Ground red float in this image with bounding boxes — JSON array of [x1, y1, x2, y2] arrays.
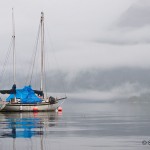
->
[[58, 106, 63, 112]]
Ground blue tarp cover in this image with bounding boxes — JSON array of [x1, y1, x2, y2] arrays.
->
[[6, 86, 42, 104]]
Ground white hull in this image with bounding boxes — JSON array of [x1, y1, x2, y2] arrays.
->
[[0, 102, 60, 112]]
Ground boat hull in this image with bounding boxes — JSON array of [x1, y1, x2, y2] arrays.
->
[[0, 102, 59, 112]]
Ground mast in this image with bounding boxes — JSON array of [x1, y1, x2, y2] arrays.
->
[[40, 12, 44, 92], [12, 8, 16, 85]]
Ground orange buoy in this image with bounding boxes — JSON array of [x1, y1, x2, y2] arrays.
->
[[33, 107, 38, 111], [58, 106, 63, 112]]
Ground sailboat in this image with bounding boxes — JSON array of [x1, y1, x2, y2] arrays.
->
[[0, 12, 67, 112]]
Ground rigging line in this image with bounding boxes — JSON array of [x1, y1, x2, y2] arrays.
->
[[59, 98, 66, 107], [29, 24, 41, 85], [45, 24, 67, 97], [43, 33, 52, 96], [43, 36, 51, 97], [34, 50, 40, 89], [0, 38, 13, 83], [25, 23, 40, 85]]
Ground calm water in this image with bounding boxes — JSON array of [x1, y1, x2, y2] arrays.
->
[[0, 99, 150, 150]]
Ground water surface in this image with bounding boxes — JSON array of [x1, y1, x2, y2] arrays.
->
[[0, 99, 150, 150]]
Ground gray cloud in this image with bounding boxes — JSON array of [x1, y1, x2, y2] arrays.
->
[[96, 0, 150, 45], [96, 26, 150, 45], [117, 0, 150, 28], [2, 67, 150, 91], [66, 67, 150, 100], [46, 67, 150, 100], [1, 64, 150, 100], [66, 67, 150, 91]]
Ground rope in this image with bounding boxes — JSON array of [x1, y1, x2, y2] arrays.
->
[[0, 38, 13, 84], [25, 23, 40, 85], [45, 24, 68, 98]]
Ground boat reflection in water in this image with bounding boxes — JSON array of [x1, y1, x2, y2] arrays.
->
[[0, 111, 61, 139]]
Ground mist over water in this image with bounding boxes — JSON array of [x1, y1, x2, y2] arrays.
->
[[0, 98, 150, 150]]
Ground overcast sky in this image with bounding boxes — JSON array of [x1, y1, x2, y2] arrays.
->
[[0, 0, 150, 100]]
